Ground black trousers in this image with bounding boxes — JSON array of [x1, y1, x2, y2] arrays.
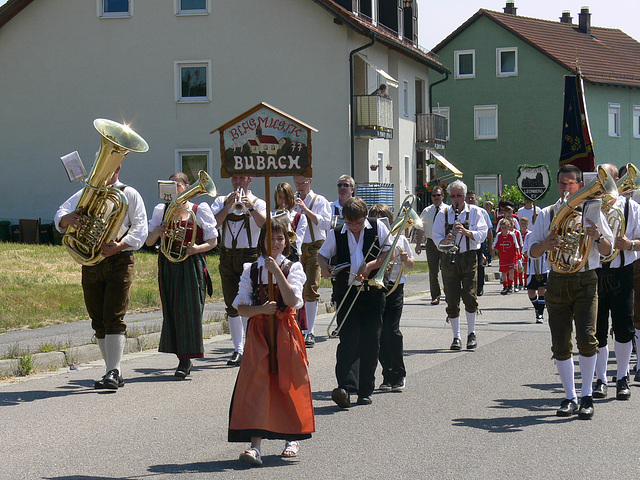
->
[[596, 263, 635, 346], [335, 287, 385, 397], [379, 283, 406, 384]]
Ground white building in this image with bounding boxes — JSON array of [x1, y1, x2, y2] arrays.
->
[[0, 0, 448, 228]]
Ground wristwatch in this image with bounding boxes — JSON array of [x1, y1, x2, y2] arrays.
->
[[248, 207, 255, 212], [629, 240, 635, 251], [595, 233, 603, 244]]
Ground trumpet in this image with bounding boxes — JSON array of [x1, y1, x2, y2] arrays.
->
[[230, 187, 246, 215]]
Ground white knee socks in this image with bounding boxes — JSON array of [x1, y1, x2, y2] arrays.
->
[[556, 358, 576, 401], [304, 300, 318, 336], [615, 340, 633, 380], [450, 316, 461, 339], [595, 345, 609, 382], [104, 334, 125, 374], [228, 315, 245, 354], [465, 311, 476, 335], [579, 354, 596, 397]]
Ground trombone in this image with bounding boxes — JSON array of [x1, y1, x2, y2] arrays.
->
[[326, 195, 423, 337]]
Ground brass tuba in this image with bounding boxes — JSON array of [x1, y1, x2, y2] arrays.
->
[[548, 166, 617, 273], [63, 119, 149, 266], [161, 170, 217, 263]]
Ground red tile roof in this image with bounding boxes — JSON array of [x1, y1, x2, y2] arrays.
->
[[434, 9, 640, 88]]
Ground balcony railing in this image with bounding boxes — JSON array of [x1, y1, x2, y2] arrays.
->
[[416, 113, 447, 150], [354, 95, 393, 139]]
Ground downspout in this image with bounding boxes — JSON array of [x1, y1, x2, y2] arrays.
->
[[349, 34, 376, 178], [429, 71, 449, 114]]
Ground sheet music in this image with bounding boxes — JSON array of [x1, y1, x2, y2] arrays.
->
[[60, 151, 87, 182], [158, 180, 178, 202]]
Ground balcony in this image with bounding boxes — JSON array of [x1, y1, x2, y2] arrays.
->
[[416, 113, 447, 150], [354, 95, 393, 139]]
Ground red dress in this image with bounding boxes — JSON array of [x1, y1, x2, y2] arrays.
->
[[228, 262, 315, 442], [494, 231, 519, 272]]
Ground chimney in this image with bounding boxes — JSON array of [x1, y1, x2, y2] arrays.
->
[[503, 2, 517, 15], [578, 6, 591, 35], [560, 11, 573, 24]]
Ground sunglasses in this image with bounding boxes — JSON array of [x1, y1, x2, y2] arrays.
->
[[337, 183, 352, 188], [431, 193, 443, 197]]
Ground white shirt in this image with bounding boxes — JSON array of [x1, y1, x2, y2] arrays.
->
[[383, 234, 413, 284], [432, 203, 488, 253], [318, 218, 391, 286], [418, 202, 449, 240], [54, 181, 148, 251], [602, 196, 640, 268], [148, 201, 218, 242], [330, 199, 345, 217], [232, 254, 306, 310], [522, 230, 549, 279], [211, 191, 266, 249], [517, 206, 542, 226], [295, 189, 331, 243], [527, 198, 614, 272]]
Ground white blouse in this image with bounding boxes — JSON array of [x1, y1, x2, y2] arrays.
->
[[148, 202, 218, 241], [232, 254, 306, 310]]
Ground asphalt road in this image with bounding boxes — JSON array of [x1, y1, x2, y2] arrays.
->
[[2, 277, 640, 479]]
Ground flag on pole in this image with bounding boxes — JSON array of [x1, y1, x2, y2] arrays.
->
[[559, 74, 595, 172]]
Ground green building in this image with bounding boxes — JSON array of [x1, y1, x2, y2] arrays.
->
[[429, 3, 640, 206]]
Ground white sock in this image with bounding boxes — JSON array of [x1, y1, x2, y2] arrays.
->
[[97, 338, 107, 372], [595, 345, 609, 381], [228, 316, 245, 354], [465, 311, 476, 335], [104, 334, 125, 374], [304, 300, 317, 336], [579, 354, 597, 398], [449, 316, 460, 339], [556, 358, 576, 401], [615, 340, 633, 380]]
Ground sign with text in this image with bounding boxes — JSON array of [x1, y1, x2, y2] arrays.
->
[[517, 164, 550, 201], [211, 102, 317, 178]]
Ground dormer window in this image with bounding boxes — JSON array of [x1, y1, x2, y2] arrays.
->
[[99, 0, 131, 18]]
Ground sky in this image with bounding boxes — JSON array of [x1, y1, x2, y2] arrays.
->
[[417, 0, 640, 50], [1, 0, 638, 50]]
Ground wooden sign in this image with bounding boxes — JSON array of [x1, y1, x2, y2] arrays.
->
[[517, 164, 550, 201], [211, 102, 317, 178]]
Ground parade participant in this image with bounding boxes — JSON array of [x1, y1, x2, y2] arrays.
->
[[493, 218, 520, 295], [146, 173, 218, 378], [212, 176, 266, 366], [318, 198, 390, 408], [517, 198, 542, 226], [433, 180, 488, 351], [228, 219, 314, 466], [274, 182, 307, 262], [369, 204, 414, 392], [293, 175, 332, 348], [415, 186, 448, 305], [484, 200, 496, 265], [496, 202, 520, 231], [592, 164, 640, 400], [522, 219, 549, 323], [515, 216, 530, 292], [528, 164, 613, 420], [466, 190, 493, 296], [330, 174, 355, 218], [54, 165, 148, 390]]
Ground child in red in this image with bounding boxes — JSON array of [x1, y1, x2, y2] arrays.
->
[[493, 217, 520, 294]]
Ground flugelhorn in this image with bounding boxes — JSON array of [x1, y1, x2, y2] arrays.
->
[[161, 170, 217, 263], [548, 166, 617, 273], [63, 119, 149, 266]]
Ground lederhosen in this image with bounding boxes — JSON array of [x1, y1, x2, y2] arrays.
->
[[595, 198, 635, 346], [332, 218, 385, 397], [300, 194, 324, 302], [219, 210, 258, 317]]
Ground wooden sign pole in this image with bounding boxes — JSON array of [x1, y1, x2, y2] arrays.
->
[[265, 176, 277, 374]]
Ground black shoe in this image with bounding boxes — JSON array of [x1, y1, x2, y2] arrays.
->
[[616, 376, 631, 400], [507, 286, 513, 293], [593, 378, 608, 398], [556, 398, 578, 417], [466, 332, 477, 350], [379, 382, 392, 391], [331, 388, 350, 409], [391, 378, 406, 392], [514, 285, 520, 292], [175, 359, 193, 378], [535, 313, 544, 324], [431, 297, 440, 305], [501, 287, 509, 295], [477, 289, 484, 297], [578, 395, 594, 420], [304, 333, 315, 348], [450, 337, 462, 350], [95, 369, 124, 390], [357, 395, 373, 405], [227, 352, 242, 366]]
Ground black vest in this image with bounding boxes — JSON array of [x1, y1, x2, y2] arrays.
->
[[333, 218, 381, 294]]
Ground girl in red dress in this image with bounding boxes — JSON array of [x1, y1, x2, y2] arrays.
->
[[228, 219, 314, 466], [493, 217, 521, 294]]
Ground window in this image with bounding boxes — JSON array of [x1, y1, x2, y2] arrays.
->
[[378, 152, 384, 183], [454, 50, 475, 79], [174, 61, 211, 103], [634, 106, 640, 138], [403, 80, 409, 116], [475, 175, 499, 198], [404, 155, 411, 193], [431, 106, 450, 141], [99, 0, 131, 18], [176, 149, 212, 184], [496, 47, 517, 77], [608, 103, 621, 137], [474, 105, 498, 140], [175, 0, 209, 15]]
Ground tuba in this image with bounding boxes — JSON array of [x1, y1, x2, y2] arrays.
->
[[548, 166, 617, 273], [161, 170, 217, 263], [63, 119, 149, 266]]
